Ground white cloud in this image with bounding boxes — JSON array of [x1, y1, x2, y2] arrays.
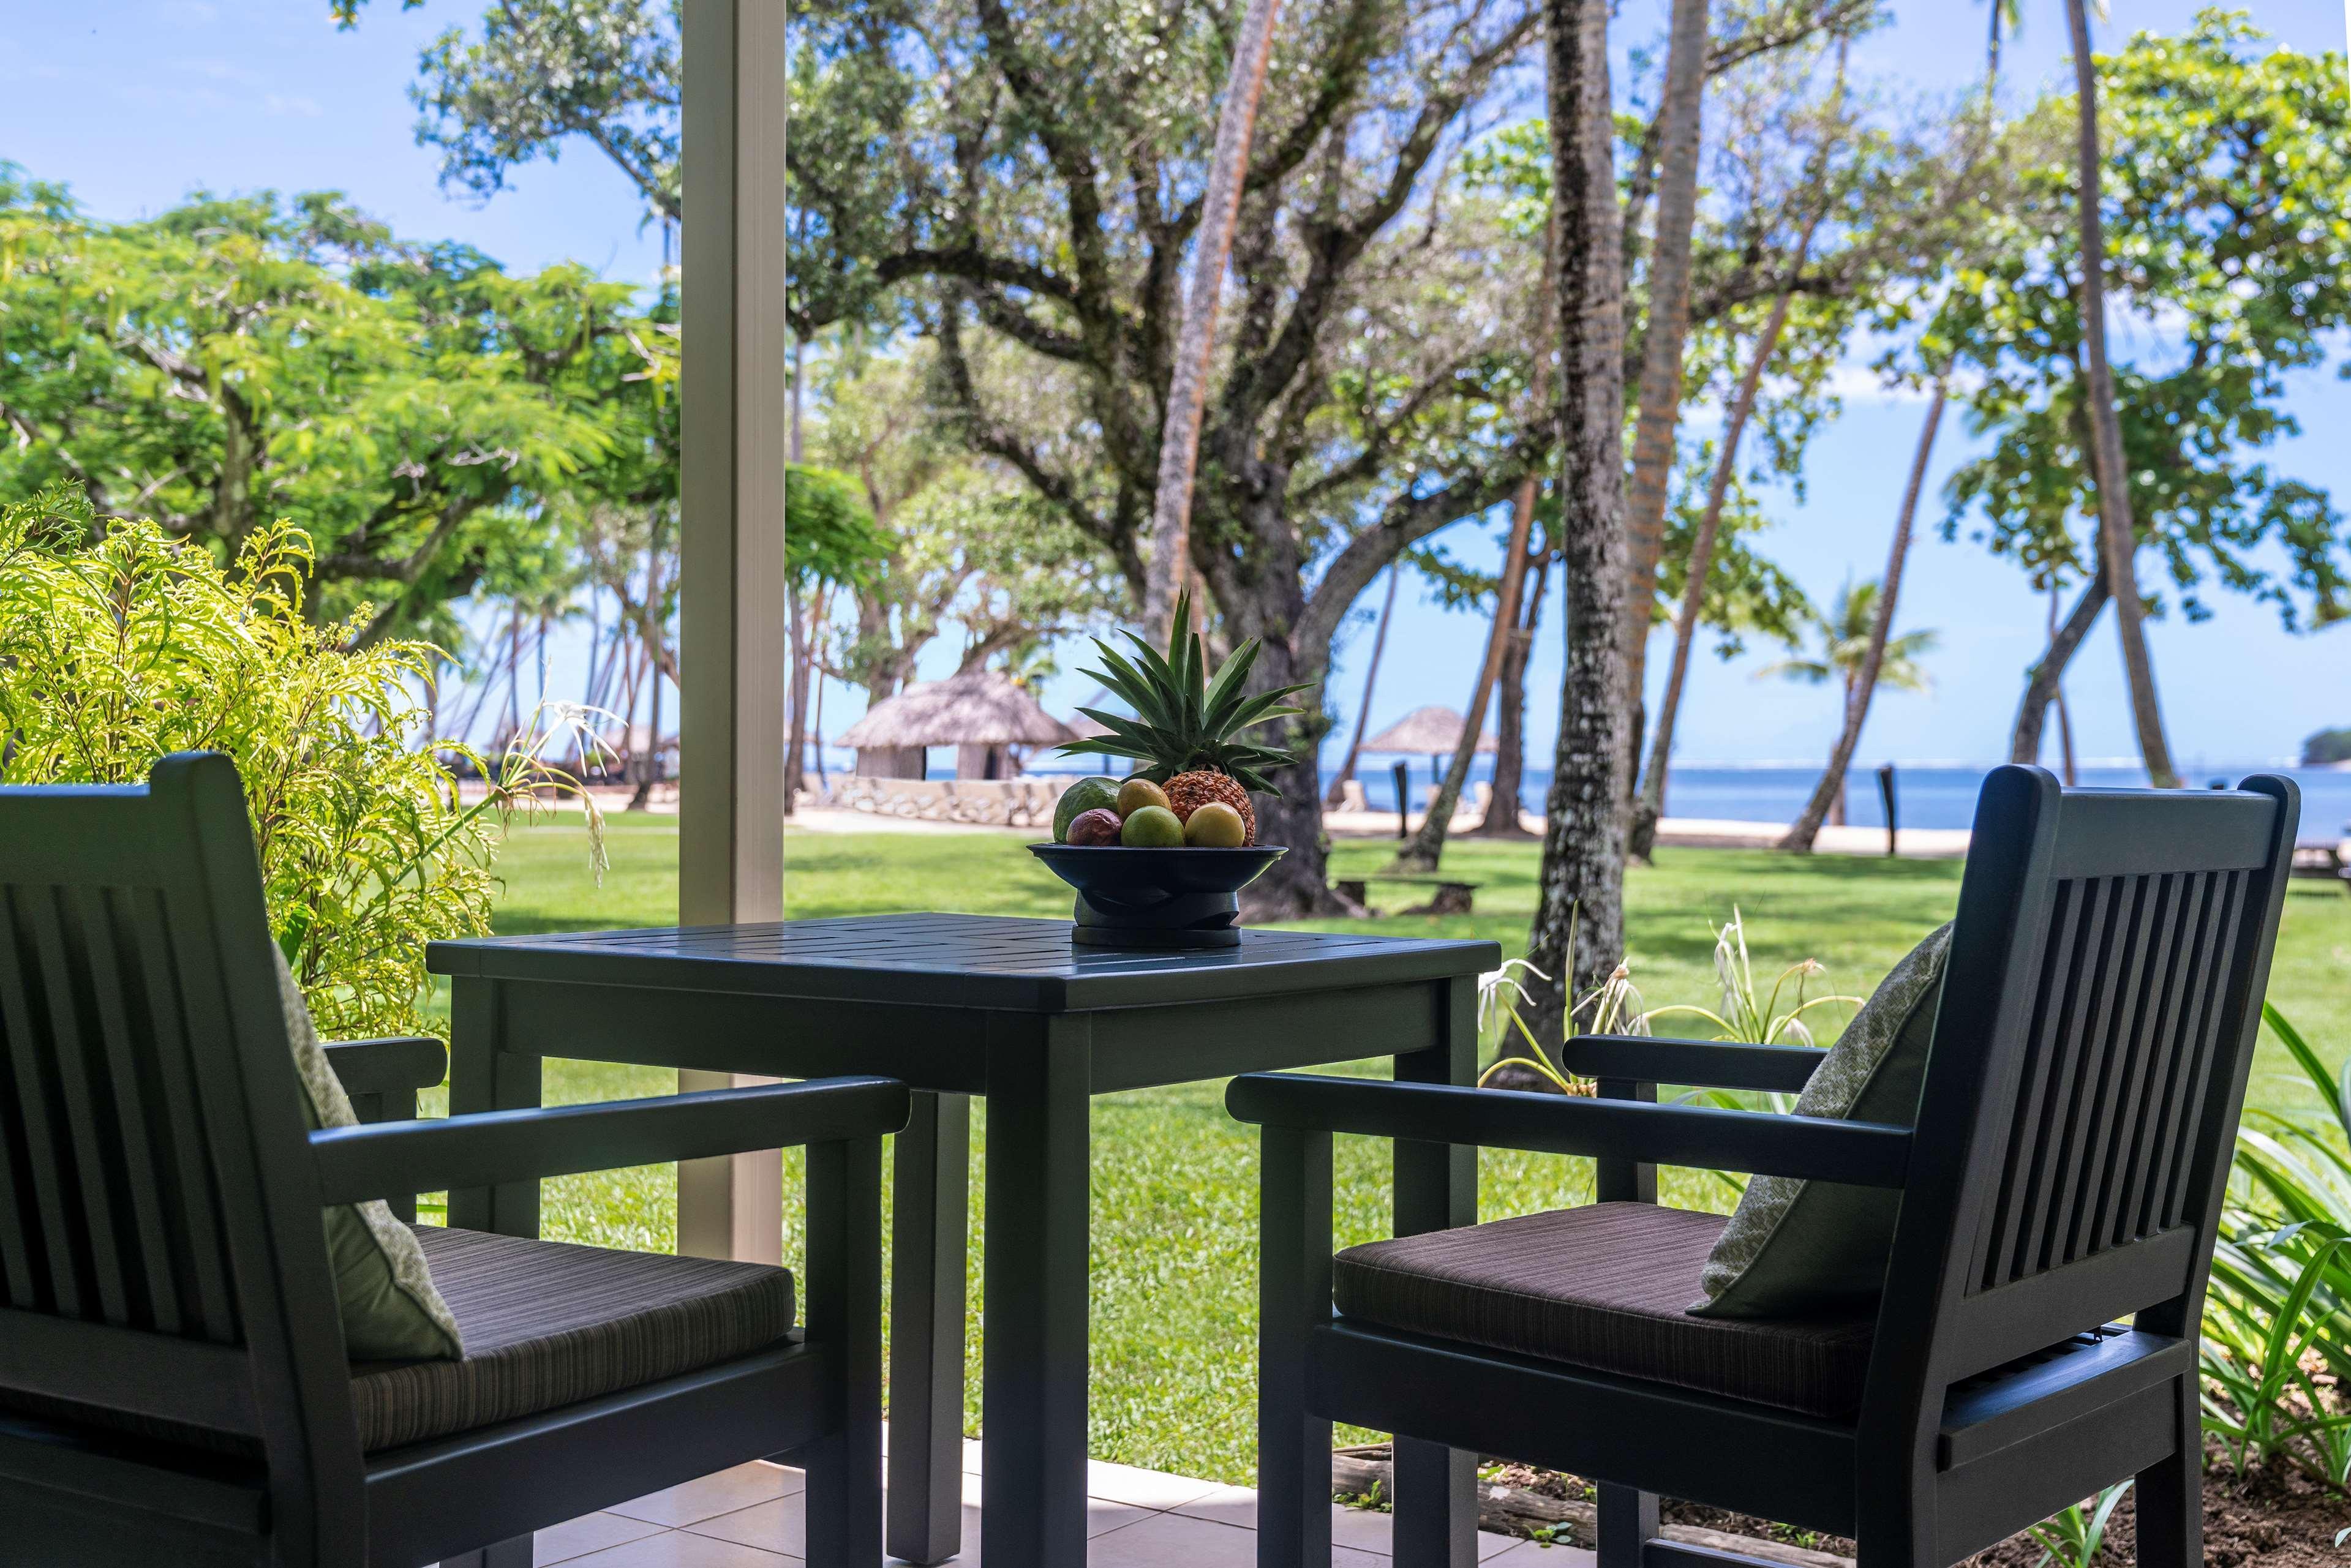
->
[[265, 93, 323, 118]]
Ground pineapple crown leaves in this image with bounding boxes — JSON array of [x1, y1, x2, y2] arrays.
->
[[1056, 588, 1311, 796]]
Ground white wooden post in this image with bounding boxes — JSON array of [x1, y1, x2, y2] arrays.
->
[[677, 0, 789, 1263]]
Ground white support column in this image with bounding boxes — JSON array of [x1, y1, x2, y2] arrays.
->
[[677, 0, 789, 1264]]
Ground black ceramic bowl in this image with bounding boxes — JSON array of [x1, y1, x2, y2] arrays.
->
[[1027, 843, 1287, 948]]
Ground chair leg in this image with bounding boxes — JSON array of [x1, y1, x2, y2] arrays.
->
[[438, 1537, 531, 1568], [2134, 1376, 2202, 1568], [1258, 1126, 1334, 1568], [1391, 1436, 1475, 1568], [1595, 1483, 1658, 1568], [803, 1135, 886, 1565]]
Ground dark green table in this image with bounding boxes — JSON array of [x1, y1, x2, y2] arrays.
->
[[428, 912, 1498, 1568]]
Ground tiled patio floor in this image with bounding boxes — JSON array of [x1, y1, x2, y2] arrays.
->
[[531, 1444, 1595, 1566]]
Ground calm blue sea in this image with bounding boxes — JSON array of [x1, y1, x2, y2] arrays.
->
[[1009, 756, 2351, 836]]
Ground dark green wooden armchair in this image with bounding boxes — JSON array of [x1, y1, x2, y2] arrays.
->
[[1232, 766, 2298, 1568], [0, 753, 906, 1566]]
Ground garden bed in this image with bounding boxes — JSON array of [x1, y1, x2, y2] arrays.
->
[[1333, 1442, 2347, 1566]]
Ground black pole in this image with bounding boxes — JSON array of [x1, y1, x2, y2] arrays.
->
[[1876, 762, 1898, 857], [1392, 760, 1412, 839]]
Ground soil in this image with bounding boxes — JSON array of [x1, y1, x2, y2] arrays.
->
[[1344, 1442, 2349, 1565]]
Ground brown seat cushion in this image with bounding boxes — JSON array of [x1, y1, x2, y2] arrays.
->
[[351, 1226, 797, 1452], [1332, 1203, 1875, 1419]]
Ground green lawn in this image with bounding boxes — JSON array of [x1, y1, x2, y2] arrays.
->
[[424, 814, 2351, 1484]]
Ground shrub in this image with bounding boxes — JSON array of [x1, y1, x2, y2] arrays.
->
[[0, 483, 597, 1038], [2203, 1005, 2351, 1490]]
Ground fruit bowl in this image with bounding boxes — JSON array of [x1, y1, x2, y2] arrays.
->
[[1028, 844, 1287, 948]]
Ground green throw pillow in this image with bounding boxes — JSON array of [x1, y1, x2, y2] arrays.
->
[[1687, 923, 1952, 1321], [274, 953, 464, 1362]]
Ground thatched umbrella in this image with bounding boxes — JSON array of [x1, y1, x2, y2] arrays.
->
[[1363, 705, 1496, 800], [1364, 705, 1495, 758], [836, 668, 1079, 780]]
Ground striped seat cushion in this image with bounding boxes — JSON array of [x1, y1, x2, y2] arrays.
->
[[351, 1226, 796, 1452], [1332, 1203, 1875, 1418]]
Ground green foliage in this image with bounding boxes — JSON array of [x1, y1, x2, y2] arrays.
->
[[784, 463, 889, 591], [0, 483, 591, 1038], [1938, 11, 2351, 628], [2024, 1481, 2132, 1568], [0, 166, 660, 644], [1756, 579, 1938, 696], [2203, 1005, 2351, 1490], [2304, 728, 2351, 767]]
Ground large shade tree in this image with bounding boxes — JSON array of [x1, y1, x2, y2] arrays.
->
[[1938, 12, 2351, 758], [0, 169, 639, 643]]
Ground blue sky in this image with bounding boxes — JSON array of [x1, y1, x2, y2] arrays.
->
[[4, 0, 2347, 772]]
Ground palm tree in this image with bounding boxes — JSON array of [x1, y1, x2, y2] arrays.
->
[[2064, 0, 2180, 787], [1142, 0, 1286, 638], [1761, 580, 1938, 828]]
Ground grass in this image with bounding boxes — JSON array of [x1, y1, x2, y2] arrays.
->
[[420, 812, 2351, 1485]]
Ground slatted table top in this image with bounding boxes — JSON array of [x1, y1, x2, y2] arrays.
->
[[428, 911, 1498, 1012]]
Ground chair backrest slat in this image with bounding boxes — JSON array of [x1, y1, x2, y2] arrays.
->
[[2157, 869, 2249, 1232]]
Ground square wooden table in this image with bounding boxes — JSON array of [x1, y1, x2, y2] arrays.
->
[[429, 912, 1498, 1567]]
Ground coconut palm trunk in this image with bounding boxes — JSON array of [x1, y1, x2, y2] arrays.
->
[[1141, 0, 1285, 638], [1617, 0, 1713, 761], [2009, 553, 2109, 763], [1780, 377, 1947, 852], [1526, 0, 1631, 1032], [1323, 565, 1401, 808], [1630, 285, 1797, 860], [1398, 202, 1562, 869], [2064, 0, 2179, 789], [1477, 549, 1549, 836], [1394, 481, 1536, 871]]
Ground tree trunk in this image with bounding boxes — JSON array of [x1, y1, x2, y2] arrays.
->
[[1323, 565, 1401, 808], [1142, 0, 1286, 639], [2049, 588, 2078, 785], [1395, 465, 1540, 871], [1526, 0, 1631, 1035], [784, 591, 814, 818], [1629, 287, 1797, 860], [1236, 632, 1357, 920], [1476, 551, 1548, 837], [2011, 554, 2110, 765], [1780, 376, 1946, 853], [2066, 0, 2178, 789], [1616, 0, 1713, 746]]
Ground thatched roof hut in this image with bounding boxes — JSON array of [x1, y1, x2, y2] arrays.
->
[[837, 669, 1078, 780], [1364, 705, 1495, 756]]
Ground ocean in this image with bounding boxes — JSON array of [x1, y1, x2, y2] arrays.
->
[[1320, 760, 2351, 836]]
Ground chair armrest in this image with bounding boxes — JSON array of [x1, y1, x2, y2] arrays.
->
[[322, 1036, 448, 1098], [1225, 1073, 1909, 1188], [1558, 1033, 1823, 1093], [309, 1076, 911, 1207]]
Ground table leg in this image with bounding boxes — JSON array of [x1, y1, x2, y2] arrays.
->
[[889, 1090, 971, 1565], [1390, 974, 1478, 1568], [445, 977, 540, 1238], [980, 1015, 1092, 1568]]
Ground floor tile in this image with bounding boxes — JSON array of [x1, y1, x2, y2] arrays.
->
[[1084, 1458, 1227, 1511], [535, 1512, 668, 1566], [1480, 1540, 1596, 1566], [696, 1472, 1154, 1561], [561, 1529, 794, 1567], [609, 1461, 807, 1527]]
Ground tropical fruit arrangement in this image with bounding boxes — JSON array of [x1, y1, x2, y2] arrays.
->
[[1048, 591, 1308, 849]]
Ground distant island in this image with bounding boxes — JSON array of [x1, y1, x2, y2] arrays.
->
[[2304, 727, 2351, 766]]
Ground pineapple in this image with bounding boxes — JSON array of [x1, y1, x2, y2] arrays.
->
[[1058, 591, 1310, 847]]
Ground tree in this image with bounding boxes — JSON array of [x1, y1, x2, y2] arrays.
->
[[1938, 14, 2351, 760], [1322, 565, 1401, 809], [1524, 0, 1632, 1029], [1617, 0, 1715, 765], [1759, 578, 1937, 827], [783, 463, 890, 811], [2063, 0, 2176, 787], [0, 171, 647, 645], [1777, 384, 1942, 850], [1143, 0, 1287, 639]]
